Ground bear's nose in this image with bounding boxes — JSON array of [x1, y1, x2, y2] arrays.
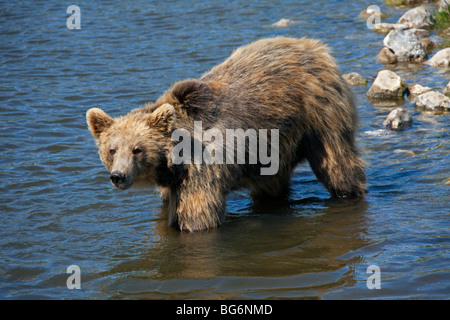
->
[[110, 171, 125, 186]]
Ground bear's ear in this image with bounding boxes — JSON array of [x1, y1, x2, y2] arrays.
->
[[149, 103, 176, 133], [171, 79, 213, 109], [86, 108, 114, 138]]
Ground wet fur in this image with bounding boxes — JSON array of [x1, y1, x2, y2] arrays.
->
[[87, 37, 366, 231]]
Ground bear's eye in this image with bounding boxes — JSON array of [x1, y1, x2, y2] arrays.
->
[[133, 148, 142, 155], [109, 149, 116, 155]]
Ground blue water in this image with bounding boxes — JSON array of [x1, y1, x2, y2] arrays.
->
[[0, 0, 449, 299]]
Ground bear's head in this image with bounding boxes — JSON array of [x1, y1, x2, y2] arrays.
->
[[86, 104, 175, 189]]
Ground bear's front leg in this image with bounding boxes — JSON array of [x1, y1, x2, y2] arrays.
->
[[159, 186, 170, 204], [167, 186, 226, 231]]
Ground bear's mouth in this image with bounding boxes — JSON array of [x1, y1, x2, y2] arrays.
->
[[111, 182, 131, 190]]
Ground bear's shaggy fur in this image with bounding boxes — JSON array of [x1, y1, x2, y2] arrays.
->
[[87, 37, 366, 231]]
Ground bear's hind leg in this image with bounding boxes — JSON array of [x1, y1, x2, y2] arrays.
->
[[304, 130, 366, 199]]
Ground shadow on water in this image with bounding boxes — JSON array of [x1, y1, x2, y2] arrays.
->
[[91, 193, 372, 299]]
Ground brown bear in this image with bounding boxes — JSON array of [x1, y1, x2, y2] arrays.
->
[[86, 37, 366, 231]]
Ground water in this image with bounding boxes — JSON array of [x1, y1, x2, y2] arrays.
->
[[0, 0, 448, 299]]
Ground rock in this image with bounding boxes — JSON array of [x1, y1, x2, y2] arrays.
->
[[272, 19, 297, 27], [408, 84, 432, 97], [414, 91, 450, 111], [444, 82, 450, 96], [364, 129, 393, 137], [376, 27, 430, 39], [383, 107, 413, 129], [409, 28, 431, 39], [397, 7, 435, 29], [385, 0, 405, 5], [378, 47, 397, 64], [385, 0, 429, 6], [359, 8, 389, 20], [342, 72, 367, 86], [394, 149, 416, 156], [439, 0, 450, 12], [383, 29, 428, 62], [366, 70, 407, 99], [372, 22, 409, 34], [425, 48, 450, 68], [368, 99, 406, 108], [420, 38, 438, 53], [372, 23, 393, 34]]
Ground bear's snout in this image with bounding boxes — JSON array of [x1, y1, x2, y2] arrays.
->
[[110, 171, 126, 188]]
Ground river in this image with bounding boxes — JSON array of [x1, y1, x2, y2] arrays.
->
[[0, 0, 448, 299]]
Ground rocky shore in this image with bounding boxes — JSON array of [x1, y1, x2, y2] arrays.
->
[[347, 0, 450, 130], [273, 1, 449, 128]]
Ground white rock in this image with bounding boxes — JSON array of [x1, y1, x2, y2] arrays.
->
[[420, 38, 438, 53], [397, 7, 435, 29], [408, 84, 432, 97], [425, 48, 450, 68], [414, 91, 450, 111], [444, 82, 450, 96], [383, 29, 427, 62], [383, 107, 413, 129], [377, 47, 397, 64], [393, 149, 415, 156], [342, 72, 367, 86], [364, 129, 393, 137], [272, 19, 297, 27], [366, 70, 407, 99], [372, 22, 409, 33], [359, 8, 389, 19], [439, 0, 450, 12]]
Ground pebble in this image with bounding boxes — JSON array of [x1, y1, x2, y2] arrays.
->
[[408, 84, 432, 97], [443, 82, 450, 96], [397, 7, 435, 30], [425, 48, 450, 68], [414, 91, 450, 111], [383, 29, 427, 62], [342, 72, 368, 86], [272, 19, 297, 27], [383, 107, 413, 129], [366, 70, 407, 99]]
